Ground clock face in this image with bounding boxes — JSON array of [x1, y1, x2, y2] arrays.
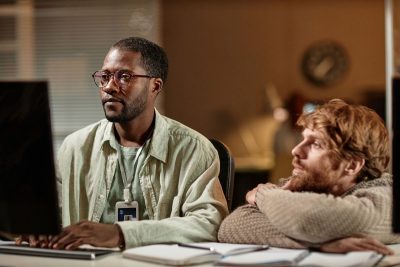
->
[[301, 41, 349, 87]]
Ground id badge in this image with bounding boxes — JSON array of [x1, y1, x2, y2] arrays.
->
[[115, 201, 139, 222]]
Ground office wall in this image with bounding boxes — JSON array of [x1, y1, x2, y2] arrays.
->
[[162, 0, 385, 140], [0, 0, 161, 151]]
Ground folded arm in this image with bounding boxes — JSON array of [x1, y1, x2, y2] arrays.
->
[[218, 204, 305, 248], [255, 186, 389, 243], [217, 204, 393, 255]]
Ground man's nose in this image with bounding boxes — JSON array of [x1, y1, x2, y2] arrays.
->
[[102, 77, 120, 93], [291, 142, 304, 158]]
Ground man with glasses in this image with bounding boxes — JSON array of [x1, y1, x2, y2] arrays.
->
[[18, 37, 228, 249]]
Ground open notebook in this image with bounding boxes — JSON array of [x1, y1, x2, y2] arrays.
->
[[123, 242, 384, 267], [122, 242, 270, 266], [216, 247, 383, 267]]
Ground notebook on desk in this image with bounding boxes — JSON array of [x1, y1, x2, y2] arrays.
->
[[0, 81, 114, 260], [123, 242, 383, 267], [122, 242, 270, 266], [216, 248, 383, 267]]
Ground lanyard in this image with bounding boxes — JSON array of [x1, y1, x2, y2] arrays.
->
[[116, 141, 148, 203]]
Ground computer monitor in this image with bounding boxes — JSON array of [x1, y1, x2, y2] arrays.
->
[[0, 81, 61, 235], [392, 77, 400, 233]]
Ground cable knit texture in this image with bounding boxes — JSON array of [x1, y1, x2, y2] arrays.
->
[[218, 173, 400, 247], [217, 204, 306, 248]]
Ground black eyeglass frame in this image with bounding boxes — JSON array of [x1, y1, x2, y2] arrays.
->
[[91, 70, 153, 88]]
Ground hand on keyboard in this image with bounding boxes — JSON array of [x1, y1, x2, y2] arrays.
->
[[15, 234, 53, 248], [16, 221, 124, 250]]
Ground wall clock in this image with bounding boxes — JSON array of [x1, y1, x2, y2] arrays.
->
[[301, 41, 349, 87]]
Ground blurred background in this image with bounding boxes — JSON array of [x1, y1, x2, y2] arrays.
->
[[0, 0, 397, 208]]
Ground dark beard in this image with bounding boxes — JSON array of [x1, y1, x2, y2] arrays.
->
[[103, 86, 148, 123], [104, 99, 146, 122]]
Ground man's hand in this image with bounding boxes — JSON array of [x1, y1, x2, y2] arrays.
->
[[319, 236, 394, 255], [47, 221, 123, 250], [245, 187, 258, 205], [15, 221, 123, 250], [246, 183, 279, 205], [15, 235, 53, 248]]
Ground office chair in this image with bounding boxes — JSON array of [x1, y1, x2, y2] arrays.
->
[[209, 139, 235, 211]]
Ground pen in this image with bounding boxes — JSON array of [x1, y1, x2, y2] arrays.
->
[[177, 243, 269, 256], [225, 245, 269, 256], [177, 243, 216, 252]]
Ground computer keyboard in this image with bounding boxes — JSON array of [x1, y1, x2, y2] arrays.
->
[[0, 243, 115, 260]]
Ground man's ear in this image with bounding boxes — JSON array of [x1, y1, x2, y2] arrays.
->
[[344, 157, 365, 177], [151, 78, 163, 94]]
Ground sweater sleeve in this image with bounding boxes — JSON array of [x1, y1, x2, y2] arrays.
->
[[255, 186, 390, 243], [217, 204, 305, 248]]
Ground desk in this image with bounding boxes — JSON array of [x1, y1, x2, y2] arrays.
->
[[0, 252, 211, 267], [2, 244, 400, 267]]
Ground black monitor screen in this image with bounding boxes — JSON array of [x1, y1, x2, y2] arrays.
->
[[393, 77, 400, 233], [0, 81, 61, 235]]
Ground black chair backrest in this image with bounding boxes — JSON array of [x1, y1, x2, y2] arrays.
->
[[210, 139, 235, 211]]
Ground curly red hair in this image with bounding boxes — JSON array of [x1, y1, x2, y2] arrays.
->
[[297, 99, 389, 180]]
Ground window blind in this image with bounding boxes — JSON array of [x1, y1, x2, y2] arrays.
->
[[0, 0, 161, 151]]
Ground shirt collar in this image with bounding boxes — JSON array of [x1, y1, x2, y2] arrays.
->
[[100, 120, 116, 152], [99, 109, 168, 163], [147, 109, 168, 163]]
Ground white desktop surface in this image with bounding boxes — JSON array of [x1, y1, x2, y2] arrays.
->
[[0, 252, 212, 267], [2, 244, 400, 267]]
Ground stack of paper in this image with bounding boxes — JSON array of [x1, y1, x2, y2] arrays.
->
[[216, 247, 309, 266], [122, 243, 269, 266], [123, 242, 383, 267], [298, 251, 383, 267]]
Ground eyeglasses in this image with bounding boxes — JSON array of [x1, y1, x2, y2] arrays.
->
[[91, 70, 152, 88]]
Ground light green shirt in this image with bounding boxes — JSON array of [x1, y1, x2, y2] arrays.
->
[[56, 109, 228, 248], [100, 143, 149, 223]]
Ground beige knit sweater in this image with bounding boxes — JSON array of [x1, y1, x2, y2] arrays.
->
[[218, 173, 400, 248]]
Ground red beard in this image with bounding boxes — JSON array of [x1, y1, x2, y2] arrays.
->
[[288, 172, 333, 193], [288, 158, 335, 194]]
